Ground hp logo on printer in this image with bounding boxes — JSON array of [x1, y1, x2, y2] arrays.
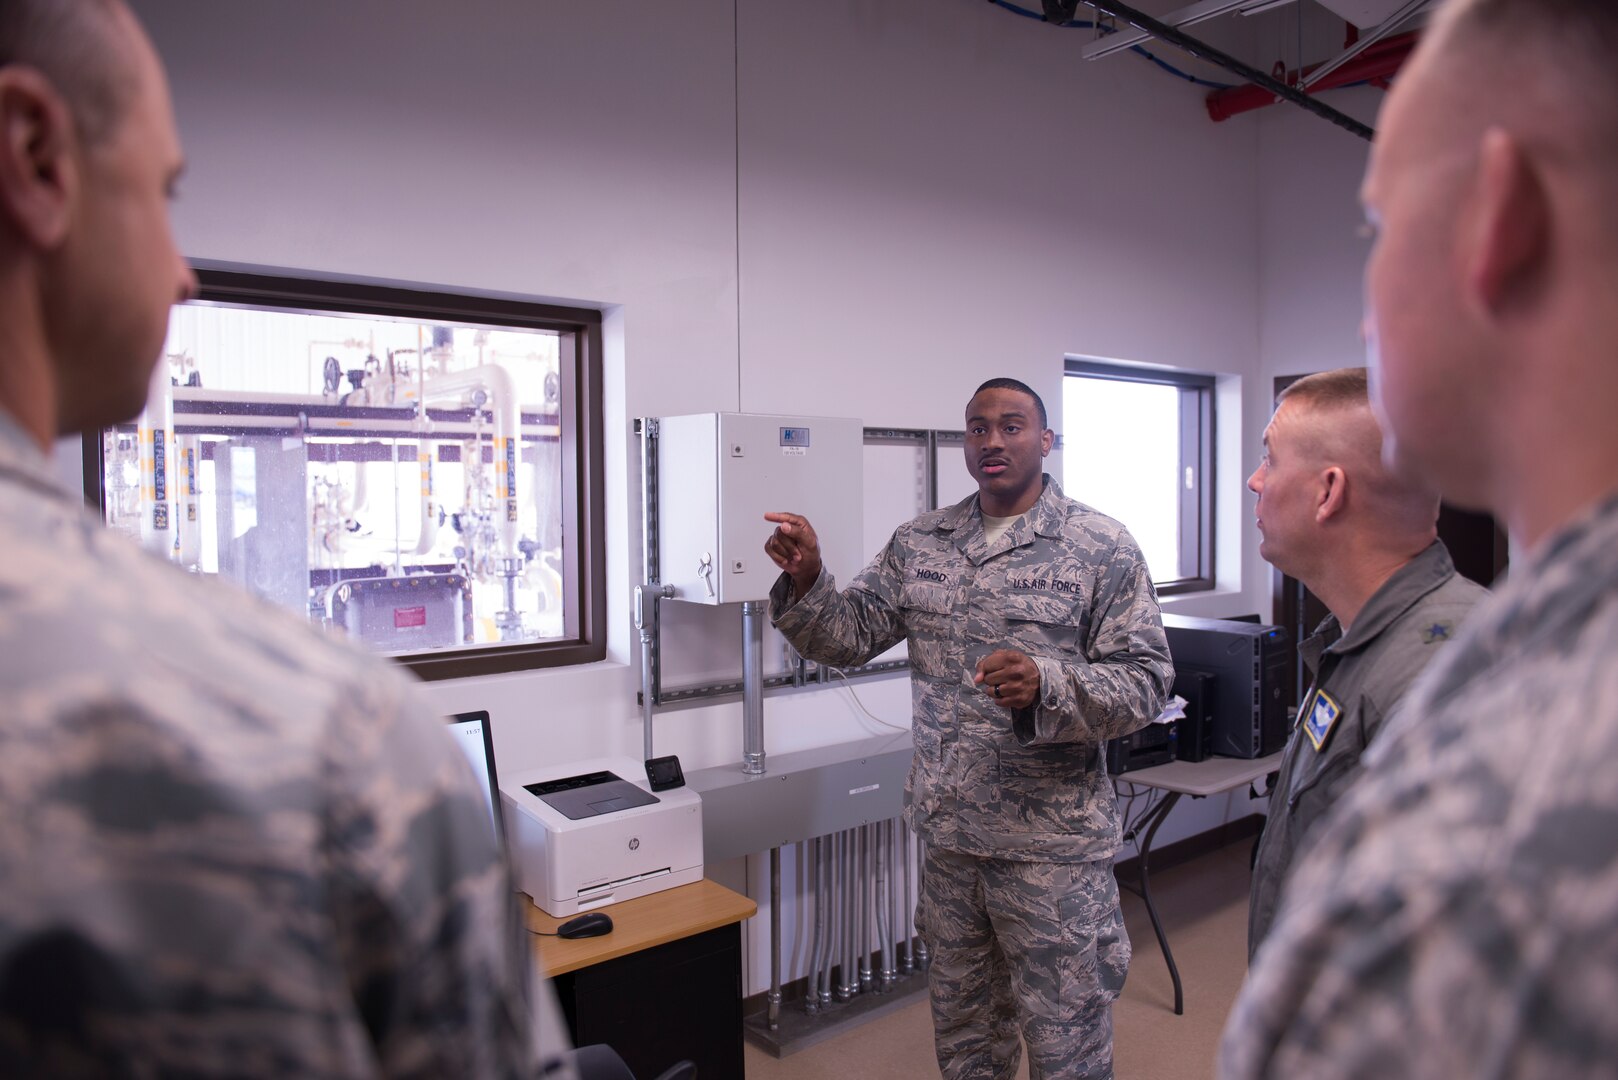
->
[[628, 837, 641, 851]]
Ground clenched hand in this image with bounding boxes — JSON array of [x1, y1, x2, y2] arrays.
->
[[764, 512, 823, 598], [974, 649, 1040, 711]]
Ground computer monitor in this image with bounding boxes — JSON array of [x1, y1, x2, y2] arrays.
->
[[446, 710, 504, 842]]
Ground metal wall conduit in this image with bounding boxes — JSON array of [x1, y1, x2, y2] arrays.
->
[[765, 816, 929, 1030]]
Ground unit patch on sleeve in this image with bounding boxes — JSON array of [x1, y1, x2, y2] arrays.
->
[[1303, 689, 1343, 752]]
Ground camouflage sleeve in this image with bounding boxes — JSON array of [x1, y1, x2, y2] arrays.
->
[[1221, 708, 1618, 1080], [1220, 845, 1604, 1079], [769, 535, 910, 668], [1014, 532, 1172, 746], [325, 671, 542, 1078]]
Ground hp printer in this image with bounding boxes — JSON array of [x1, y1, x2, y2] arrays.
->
[[500, 756, 703, 917]]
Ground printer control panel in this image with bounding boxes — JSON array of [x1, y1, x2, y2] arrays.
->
[[524, 770, 659, 821]]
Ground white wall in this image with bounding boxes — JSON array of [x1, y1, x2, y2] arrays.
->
[[1244, 83, 1384, 627], [132, 0, 1357, 999], [1257, 86, 1382, 381]]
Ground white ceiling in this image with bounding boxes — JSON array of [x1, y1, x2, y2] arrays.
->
[[1315, 0, 1419, 27]]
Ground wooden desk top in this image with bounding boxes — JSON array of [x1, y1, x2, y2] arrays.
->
[[528, 878, 757, 977]]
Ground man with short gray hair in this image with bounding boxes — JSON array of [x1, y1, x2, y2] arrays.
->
[[1244, 366, 1485, 957]]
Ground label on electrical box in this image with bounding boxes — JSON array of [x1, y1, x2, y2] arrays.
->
[[781, 447, 807, 457], [394, 606, 428, 630], [849, 783, 880, 796], [780, 426, 811, 448]]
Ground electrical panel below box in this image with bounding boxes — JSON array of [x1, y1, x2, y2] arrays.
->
[[655, 413, 864, 605]]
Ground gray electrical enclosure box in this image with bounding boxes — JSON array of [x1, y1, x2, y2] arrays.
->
[[656, 413, 864, 605]]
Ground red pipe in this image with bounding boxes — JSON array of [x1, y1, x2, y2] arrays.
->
[[1205, 31, 1417, 123]]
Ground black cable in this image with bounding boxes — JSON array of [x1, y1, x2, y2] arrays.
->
[[986, 0, 1374, 139], [1081, 0, 1374, 140], [986, 0, 1235, 91], [1115, 779, 1159, 844]]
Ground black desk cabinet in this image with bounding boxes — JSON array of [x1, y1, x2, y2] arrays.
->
[[553, 924, 744, 1080]]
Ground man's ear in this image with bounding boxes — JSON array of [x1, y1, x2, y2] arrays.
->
[[0, 67, 77, 251], [1316, 466, 1347, 523], [1463, 127, 1547, 316], [1040, 428, 1053, 457]]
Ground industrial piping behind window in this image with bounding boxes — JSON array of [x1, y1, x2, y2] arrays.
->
[[84, 265, 607, 680]]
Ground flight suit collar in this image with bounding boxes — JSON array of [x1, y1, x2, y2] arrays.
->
[[1299, 616, 1342, 680], [1324, 541, 1460, 660]]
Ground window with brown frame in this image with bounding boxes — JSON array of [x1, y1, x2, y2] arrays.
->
[[87, 266, 606, 679]]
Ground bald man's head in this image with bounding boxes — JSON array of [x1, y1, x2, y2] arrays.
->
[[0, 0, 137, 147], [1425, 0, 1618, 171], [1360, 0, 1618, 525], [1445, 0, 1618, 120]]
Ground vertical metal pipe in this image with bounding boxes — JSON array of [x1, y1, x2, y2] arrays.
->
[[901, 819, 915, 974], [818, 835, 832, 1006], [880, 822, 893, 990], [924, 430, 939, 510], [830, 830, 841, 1002], [847, 835, 860, 1003], [640, 618, 656, 763], [768, 846, 782, 1030], [882, 819, 897, 988], [915, 830, 929, 968], [635, 585, 673, 763], [639, 418, 657, 586], [891, 819, 901, 985], [858, 825, 872, 994], [741, 600, 767, 774], [854, 835, 867, 1003], [835, 830, 851, 1001], [806, 837, 822, 1014]]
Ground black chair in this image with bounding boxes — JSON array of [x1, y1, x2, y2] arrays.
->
[[548, 1044, 697, 1080]]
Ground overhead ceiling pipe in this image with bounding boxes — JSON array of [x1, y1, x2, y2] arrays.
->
[[1206, 31, 1416, 122], [1083, 0, 1375, 139]]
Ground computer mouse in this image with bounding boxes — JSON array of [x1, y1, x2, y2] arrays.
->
[[557, 912, 614, 939]]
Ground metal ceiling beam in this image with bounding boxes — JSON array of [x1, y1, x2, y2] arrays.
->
[[1300, 0, 1431, 88], [1082, 0, 1375, 140], [1081, 0, 1272, 61]]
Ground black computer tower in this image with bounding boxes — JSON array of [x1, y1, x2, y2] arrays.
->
[[1172, 667, 1216, 762], [1162, 614, 1290, 759]]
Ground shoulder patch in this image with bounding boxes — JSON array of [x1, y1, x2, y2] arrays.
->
[[1303, 689, 1342, 752]]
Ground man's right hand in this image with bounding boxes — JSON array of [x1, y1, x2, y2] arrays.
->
[[764, 512, 823, 598]]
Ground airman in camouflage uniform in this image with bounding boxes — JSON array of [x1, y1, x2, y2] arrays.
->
[[1221, 1, 1618, 1076], [0, 3, 564, 1075], [768, 379, 1171, 1080]]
